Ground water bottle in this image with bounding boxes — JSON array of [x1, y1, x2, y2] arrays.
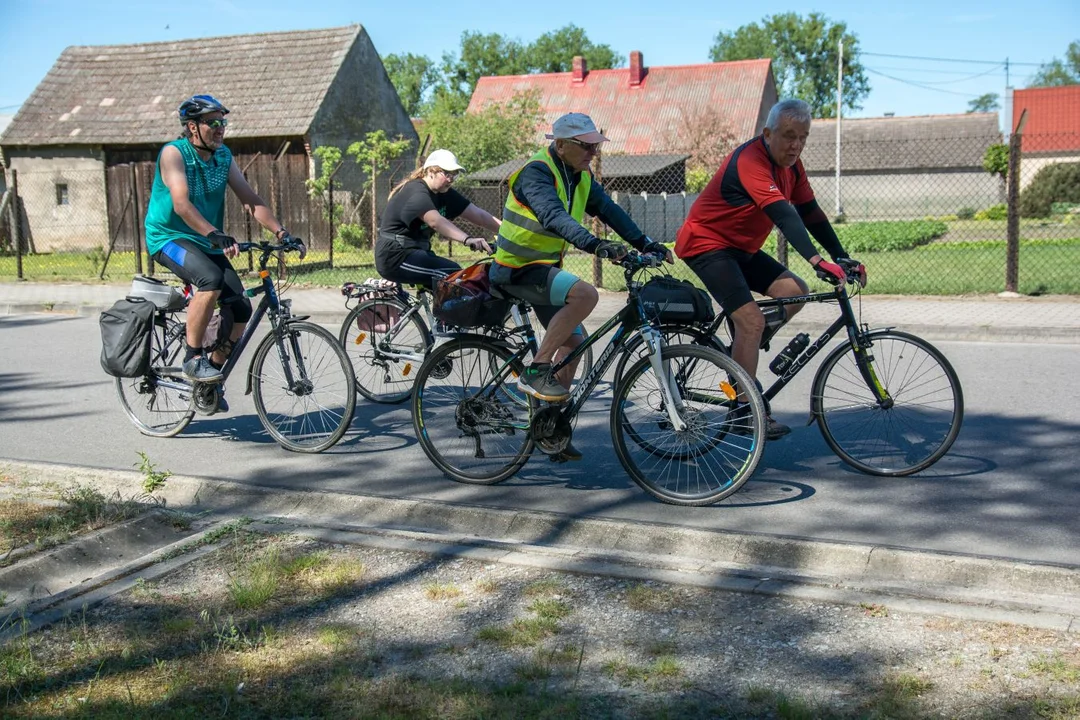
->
[[759, 305, 786, 350], [769, 333, 810, 375]]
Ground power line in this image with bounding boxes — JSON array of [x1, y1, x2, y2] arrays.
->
[[862, 51, 1044, 67], [865, 67, 988, 98], [868, 64, 1008, 76], [886, 64, 1005, 86]]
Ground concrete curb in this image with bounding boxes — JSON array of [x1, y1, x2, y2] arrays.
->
[[3, 459, 1077, 630]]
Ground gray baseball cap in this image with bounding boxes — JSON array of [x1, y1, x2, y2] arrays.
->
[[545, 112, 608, 143]]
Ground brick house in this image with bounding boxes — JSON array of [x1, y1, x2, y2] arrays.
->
[[1010, 84, 1080, 188]]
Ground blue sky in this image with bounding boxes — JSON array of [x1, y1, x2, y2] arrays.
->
[[1, 0, 1076, 120]]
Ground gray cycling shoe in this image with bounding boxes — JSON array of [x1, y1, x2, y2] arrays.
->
[[183, 356, 224, 383], [517, 363, 569, 402]]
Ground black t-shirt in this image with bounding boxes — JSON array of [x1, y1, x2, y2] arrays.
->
[[380, 180, 470, 245]]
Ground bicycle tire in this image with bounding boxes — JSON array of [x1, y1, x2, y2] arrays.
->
[[413, 335, 535, 485], [611, 345, 766, 506], [252, 321, 357, 453], [812, 329, 964, 476], [339, 296, 430, 404], [114, 315, 194, 438], [611, 324, 725, 388]]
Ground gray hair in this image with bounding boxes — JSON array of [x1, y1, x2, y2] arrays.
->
[[765, 99, 812, 131]]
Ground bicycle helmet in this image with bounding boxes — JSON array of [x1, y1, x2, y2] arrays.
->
[[178, 94, 230, 124]]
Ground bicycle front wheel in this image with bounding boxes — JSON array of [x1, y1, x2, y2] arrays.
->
[[812, 330, 964, 476], [612, 345, 766, 506], [115, 315, 194, 438], [413, 336, 534, 485], [252, 321, 357, 453], [340, 297, 429, 404], [612, 324, 724, 388]]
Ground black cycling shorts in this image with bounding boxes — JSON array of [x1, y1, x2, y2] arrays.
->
[[375, 239, 461, 292], [153, 238, 251, 320], [684, 248, 788, 315]]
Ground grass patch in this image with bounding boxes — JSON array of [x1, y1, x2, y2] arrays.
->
[[860, 602, 889, 618], [527, 598, 571, 621], [316, 623, 359, 649], [625, 583, 682, 612], [475, 579, 499, 593], [227, 546, 281, 610], [0, 485, 145, 562], [522, 578, 564, 597], [424, 582, 463, 601], [1029, 653, 1080, 683]]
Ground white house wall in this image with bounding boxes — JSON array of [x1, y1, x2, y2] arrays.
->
[[6, 148, 108, 251]]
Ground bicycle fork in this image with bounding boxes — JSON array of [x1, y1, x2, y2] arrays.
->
[[851, 330, 893, 409], [642, 326, 688, 432]]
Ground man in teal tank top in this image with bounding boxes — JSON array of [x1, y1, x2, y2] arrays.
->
[[145, 95, 303, 387]]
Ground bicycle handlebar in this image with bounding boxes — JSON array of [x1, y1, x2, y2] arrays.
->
[[237, 239, 305, 254]]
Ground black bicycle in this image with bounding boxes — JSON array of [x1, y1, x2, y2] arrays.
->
[[410, 251, 768, 506], [339, 279, 594, 404], [114, 240, 357, 452], [612, 270, 964, 476]]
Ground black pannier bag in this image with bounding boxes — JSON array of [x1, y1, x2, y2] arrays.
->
[[638, 276, 715, 324], [100, 296, 157, 377], [433, 260, 510, 329]]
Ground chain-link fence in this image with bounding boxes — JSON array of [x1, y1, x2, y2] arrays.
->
[[3, 131, 1078, 295]]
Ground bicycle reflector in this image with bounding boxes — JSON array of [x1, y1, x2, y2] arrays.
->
[[355, 333, 367, 345], [719, 382, 737, 400]]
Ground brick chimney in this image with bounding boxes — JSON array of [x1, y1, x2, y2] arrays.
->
[[629, 51, 645, 86], [572, 55, 588, 83]]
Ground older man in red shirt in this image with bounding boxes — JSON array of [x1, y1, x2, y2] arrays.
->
[[675, 98, 866, 439]]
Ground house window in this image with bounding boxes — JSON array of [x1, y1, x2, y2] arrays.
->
[[56, 183, 69, 206]]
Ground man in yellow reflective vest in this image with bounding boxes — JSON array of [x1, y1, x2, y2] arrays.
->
[[491, 113, 672, 459]]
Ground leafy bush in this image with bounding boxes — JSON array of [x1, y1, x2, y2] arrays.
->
[[956, 207, 976, 220], [336, 223, 366, 249], [1020, 162, 1080, 218], [832, 220, 948, 252], [685, 166, 711, 193], [1051, 202, 1080, 216], [982, 143, 1009, 179], [974, 204, 1007, 221]]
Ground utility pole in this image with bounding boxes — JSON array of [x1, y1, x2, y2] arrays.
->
[[834, 38, 844, 218]]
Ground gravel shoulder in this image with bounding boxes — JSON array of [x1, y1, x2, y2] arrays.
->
[[3, 528, 1078, 719]]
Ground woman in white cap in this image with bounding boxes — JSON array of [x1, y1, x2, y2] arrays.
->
[[374, 149, 501, 290]]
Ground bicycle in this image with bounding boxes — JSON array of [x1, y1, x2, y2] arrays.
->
[[338, 278, 594, 405], [114, 239, 357, 452], [611, 269, 964, 476], [410, 251, 768, 506]]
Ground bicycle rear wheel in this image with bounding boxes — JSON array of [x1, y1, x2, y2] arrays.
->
[[812, 330, 963, 476], [413, 336, 534, 484], [340, 297, 429, 404], [115, 316, 194, 438], [252, 321, 357, 452], [612, 345, 766, 506]]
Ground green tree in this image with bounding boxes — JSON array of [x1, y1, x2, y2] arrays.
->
[[305, 145, 345, 223], [382, 52, 437, 117], [525, 25, 622, 73], [967, 92, 1000, 113], [709, 12, 869, 117], [438, 31, 529, 109], [982, 143, 1008, 181], [345, 131, 414, 243], [1029, 40, 1080, 87], [423, 92, 545, 174]]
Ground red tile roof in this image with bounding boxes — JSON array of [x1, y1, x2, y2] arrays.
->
[[1012, 85, 1080, 153], [467, 55, 776, 155]]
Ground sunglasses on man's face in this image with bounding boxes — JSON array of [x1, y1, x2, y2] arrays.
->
[[198, 118, 228, 129], [566, 138, 601, 153]]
